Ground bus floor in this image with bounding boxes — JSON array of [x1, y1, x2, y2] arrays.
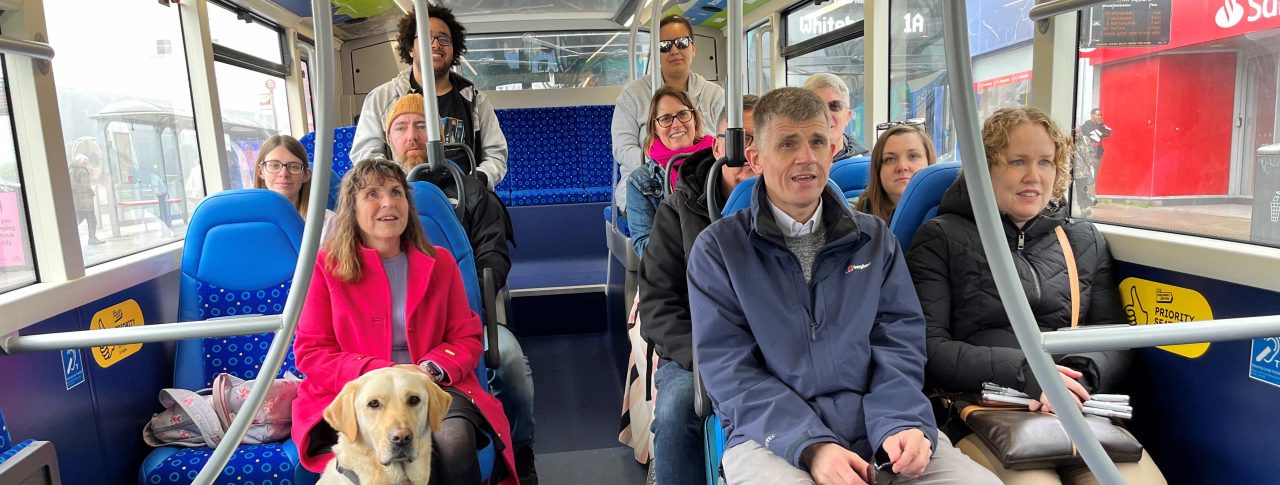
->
[[523, 328, 648, 484]]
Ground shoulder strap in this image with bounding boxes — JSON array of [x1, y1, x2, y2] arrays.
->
[[1055, 226, 1080, 328]]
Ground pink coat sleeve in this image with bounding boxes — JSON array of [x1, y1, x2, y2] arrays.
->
[[294, 258, 393, 393], [421, 251, 483, 384]]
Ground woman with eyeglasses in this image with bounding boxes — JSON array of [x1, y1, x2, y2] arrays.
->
[[253, 135, 335, 237], [855, 120, 936, 222], [905, 107, 1165, 484], [625, 87, 716, 258]]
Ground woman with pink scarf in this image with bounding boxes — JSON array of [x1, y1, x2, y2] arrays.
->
[[626, 87, 715, 258]]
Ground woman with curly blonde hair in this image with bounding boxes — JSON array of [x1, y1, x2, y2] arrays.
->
[[905, 107, 1165, 484]]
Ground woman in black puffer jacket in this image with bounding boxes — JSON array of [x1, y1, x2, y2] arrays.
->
[[905, 107, 1165, 484]]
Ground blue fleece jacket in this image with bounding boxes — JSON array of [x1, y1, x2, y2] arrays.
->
[[688, 181, 937, 469]]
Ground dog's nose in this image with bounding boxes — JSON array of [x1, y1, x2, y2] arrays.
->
[[390, 429, 414, 447]]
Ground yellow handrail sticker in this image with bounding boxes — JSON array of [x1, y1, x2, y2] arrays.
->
[[89, 299, 145, 368], [1119, 277, 1213, 358]]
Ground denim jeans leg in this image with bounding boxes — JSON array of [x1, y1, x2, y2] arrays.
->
[[652, 361, 705, 485], [490, 325, 536, 450]]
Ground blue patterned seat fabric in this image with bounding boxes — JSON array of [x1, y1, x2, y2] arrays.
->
[[494, 105, 615, 206], [300, 106, 615, 207], [141, 189, 306, 485]]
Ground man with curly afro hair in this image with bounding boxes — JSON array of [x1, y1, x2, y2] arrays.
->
[[350, 5, 509, 191]]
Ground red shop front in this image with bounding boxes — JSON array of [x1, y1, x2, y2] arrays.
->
[[1082, 0, 1280, 198]]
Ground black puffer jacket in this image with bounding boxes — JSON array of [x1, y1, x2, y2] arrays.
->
[[638, 147, 725, 370], [420, 169, 516, 289], [905, 177, 1130, 398]]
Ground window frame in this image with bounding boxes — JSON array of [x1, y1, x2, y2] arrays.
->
[[208, 0, 290, 77]]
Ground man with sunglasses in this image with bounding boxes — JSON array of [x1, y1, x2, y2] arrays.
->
[[638, 95, 759, 485], [611, 14, 725, 211], [350, 6, 509, 191], [803, 73, 870, 162], [688, 88, 997, 485]]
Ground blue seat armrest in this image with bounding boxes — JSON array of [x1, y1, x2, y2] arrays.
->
[[482, 267, 500, 370]]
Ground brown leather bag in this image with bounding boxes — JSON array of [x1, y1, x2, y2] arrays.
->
[[958, 400, 1143, 470], [951, 227, 1143, 470]]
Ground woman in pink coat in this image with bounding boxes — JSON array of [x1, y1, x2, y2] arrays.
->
[[292, 158, 517, 484]]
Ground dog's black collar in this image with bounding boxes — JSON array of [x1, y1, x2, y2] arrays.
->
[[335, 460, 362, 485]]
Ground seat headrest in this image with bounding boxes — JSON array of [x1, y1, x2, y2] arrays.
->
[[830, 156, 871, 194], [182, 189, 304, 290], [889, 162, 961, 249], [410, 182, 482, 316]]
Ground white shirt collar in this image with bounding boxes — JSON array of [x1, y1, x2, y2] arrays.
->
[[769, 200, 823, 237]]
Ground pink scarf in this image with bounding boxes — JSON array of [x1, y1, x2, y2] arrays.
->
[[648, 135, 715, 188]]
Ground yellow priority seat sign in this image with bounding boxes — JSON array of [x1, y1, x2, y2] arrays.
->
[[89, 299, 145, 368], [1118, 277, 1214, 358]]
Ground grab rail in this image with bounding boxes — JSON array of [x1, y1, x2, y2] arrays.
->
[[1, 316, 280, 353], [0, 35, 54, 61], [939, 1, 1123, 483]]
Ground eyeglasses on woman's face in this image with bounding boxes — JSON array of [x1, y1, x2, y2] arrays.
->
[[875, 117, 926, 132], [261, 160, 307, 175], [655, 109, 694, 128], [659, 36, 693, 53], [429, 34, 452, 47]]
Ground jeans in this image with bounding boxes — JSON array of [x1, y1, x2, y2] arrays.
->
[[625, 163, 664, 259], [652, 361, 704, 485], [490, 325, 536, 450]]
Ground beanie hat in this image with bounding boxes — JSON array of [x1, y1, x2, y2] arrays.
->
[[384, 93, 426, 134]]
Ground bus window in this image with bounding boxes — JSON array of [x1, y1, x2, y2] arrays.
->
[[1073, 2, 1280, 248], [46, 0, 201, 265], [783, 0, 866, 148], [463, 31, 650, 91], [0, 59, 36, 294], [889, 0, 1036, 161], [746, 24, 772, 95]]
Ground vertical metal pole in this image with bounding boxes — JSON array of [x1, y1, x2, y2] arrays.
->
[[938, 2, 1123, 484], [722, 0, 745, 168], [414, 0, 447, 171], [649, 0, 662, 93], [190, 0, 333, 480]]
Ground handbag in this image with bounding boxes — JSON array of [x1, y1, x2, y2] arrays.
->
[[955, 226, 1143, 470], [143, 372, 301, 447]]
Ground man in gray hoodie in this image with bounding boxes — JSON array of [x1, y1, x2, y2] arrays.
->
[[611, 14, 724, 211], [350, 6, 508, 190]]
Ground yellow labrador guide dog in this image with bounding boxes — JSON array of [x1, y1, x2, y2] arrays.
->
[[320, 367, 452, 485]]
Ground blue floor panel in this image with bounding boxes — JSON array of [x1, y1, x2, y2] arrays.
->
[[537, 446, 647, 484]]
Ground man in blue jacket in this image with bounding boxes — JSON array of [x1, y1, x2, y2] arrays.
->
[[688, 88, 997, 485]]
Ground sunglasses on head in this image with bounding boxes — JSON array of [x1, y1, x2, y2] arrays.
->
[[659, 36, 693, 53], [875, 117, 926, 132]]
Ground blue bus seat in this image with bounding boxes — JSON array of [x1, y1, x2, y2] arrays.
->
[[140, 189, 305, 485], [0, 407, 60, 484], [300, 126, 357, 210], [495, 105, 614, 206], [830, 156, 871, 200], [888, 162, 960, 250], [410, 181, 498, 481]]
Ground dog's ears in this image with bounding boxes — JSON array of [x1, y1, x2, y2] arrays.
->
[[324, 378, 361, 442], [425, 380, 452, 433]]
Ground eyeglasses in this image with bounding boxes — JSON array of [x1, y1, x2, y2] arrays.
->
[[827, 100, 848, 113], [428, 34, 452, 47], [875, 117, 926, 132], [654, 109, 694, 128], [658, 36, 693, 53], [261, 160, 307, 175], [716, 133, 754, 147]]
